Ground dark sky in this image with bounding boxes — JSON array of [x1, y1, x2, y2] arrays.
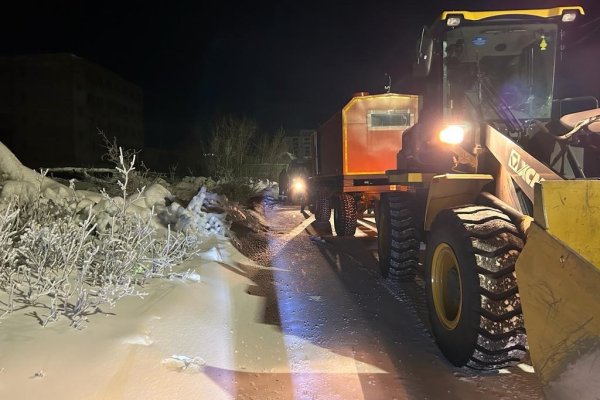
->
[[4, 0, 600, 147]]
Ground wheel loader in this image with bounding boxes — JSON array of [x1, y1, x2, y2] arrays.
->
[[376, 6, 600, 398]]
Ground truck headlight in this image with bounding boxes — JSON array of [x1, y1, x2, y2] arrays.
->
[[439, 125, 465, 145], [292, 179, 306, 192]]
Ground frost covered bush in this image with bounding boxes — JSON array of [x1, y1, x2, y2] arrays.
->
[[0, 203, 19, 313], [0, 149, 199, 328], [93, 130, 165, 196], [0, 137, 268, 328]]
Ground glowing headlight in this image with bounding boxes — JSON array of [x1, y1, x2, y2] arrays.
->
[[439, 125, 465, 145], [292, 179, 306, 192]]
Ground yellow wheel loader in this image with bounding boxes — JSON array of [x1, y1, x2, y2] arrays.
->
[[376, 6, 600, 398]]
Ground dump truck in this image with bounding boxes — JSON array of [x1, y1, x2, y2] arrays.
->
[[375, 6, 600, 398], [309, 92, 420, 236]]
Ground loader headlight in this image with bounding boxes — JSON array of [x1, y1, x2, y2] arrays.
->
[[561, 12, 578, 22], [446, 16, 461, 27], [439, 125, 465, 145]]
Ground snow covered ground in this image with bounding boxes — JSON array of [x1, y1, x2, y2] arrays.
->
[[0, 237, 272, 399], [0, 141, 318, 399]]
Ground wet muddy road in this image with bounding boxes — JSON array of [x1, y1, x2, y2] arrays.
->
[[230, 201, 544, 399]]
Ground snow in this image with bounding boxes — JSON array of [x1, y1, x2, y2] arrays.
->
[[165, 186, 231, 237], [0, 241, 247, 399], [0, 141, 386, 399], [0, 237, 385, 399], [0, 141, 304, 399]]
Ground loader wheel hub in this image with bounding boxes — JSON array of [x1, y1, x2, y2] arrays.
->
[[431, 243, 462, 330]]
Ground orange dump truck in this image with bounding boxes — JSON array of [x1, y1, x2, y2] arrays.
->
[[309, 92, 420, 235]]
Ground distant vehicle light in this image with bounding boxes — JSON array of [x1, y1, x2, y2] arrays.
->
[[439, 125, 465, 144], [562, 12, 577, 22], [292, 178, 306, 192], [446, 16, 461, 27]]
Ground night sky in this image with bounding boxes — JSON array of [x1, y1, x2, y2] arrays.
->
[[4, 0, 600, 148]]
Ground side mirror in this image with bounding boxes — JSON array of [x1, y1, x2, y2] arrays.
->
[[413, 28, 433, 77]]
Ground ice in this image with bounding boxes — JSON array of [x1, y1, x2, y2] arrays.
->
[[161, 355, 206, 373], [122, 334, 154, 346], [197, 246, 223, 262]]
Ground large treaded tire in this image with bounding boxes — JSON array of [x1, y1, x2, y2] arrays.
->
[[314, 192, 331, 222], [333, 193, 357, 236], [377, 192, 420, 281], [425, 205, 527, 370]]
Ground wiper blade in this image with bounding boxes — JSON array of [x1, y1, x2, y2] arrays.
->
[[479, 75, 524, 135]]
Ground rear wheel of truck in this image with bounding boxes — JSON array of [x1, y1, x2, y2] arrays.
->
[[425, 205, 527, 370], [377, 192, 419, 281], [314, 192, 331, 222], [333, 193, 357, 236]]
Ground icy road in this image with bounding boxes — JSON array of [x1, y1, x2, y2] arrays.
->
[[225, 201, 544, 400]]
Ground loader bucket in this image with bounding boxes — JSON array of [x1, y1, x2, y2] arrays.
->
[[516, 180, 600, 400]]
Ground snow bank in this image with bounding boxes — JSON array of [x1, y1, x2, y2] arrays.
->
[[159, 186, 231, 237]]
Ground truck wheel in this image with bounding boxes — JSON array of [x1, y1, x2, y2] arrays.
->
[[333, 193, 357, 236], [377, 192, 419, 281], [314, 192, 331, 222], [425, 205, 527, 370]]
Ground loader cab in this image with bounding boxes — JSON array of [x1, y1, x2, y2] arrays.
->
[[443, 21, 559, 126], [399, 6, 586, 173], [416, 7, 585, 128]]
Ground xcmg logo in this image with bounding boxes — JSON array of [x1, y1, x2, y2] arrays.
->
[[508, 149, 544, 188]]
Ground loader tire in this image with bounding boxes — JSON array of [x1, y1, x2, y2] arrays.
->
[[377, 192, 419, 281], [333, 193, 357, 236], [314, 192, 331, 222], [425, 205, 528, 370]]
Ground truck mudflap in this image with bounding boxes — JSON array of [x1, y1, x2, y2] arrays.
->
[[516, 180, 600, 400]]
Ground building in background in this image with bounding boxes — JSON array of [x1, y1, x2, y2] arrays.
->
[[284, 128, 314, 160], [0, 53, 143, 167]]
